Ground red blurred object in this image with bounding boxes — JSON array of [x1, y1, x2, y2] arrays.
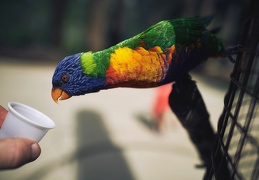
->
[[152, 83, 173, 130]]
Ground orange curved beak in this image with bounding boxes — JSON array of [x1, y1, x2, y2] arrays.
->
[[51, 88, 72, 103]]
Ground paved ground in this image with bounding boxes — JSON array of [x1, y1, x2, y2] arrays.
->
[[0, 58, 228, 180]]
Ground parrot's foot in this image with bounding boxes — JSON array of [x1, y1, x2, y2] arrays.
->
[[224, 44, 245, 63]]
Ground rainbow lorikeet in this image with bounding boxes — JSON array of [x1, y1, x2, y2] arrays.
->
[[51, 16, 225, 103]]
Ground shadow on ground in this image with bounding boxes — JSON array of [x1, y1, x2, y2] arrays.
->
[[76, 109, 134, 180], [23, 109, 134, 180]]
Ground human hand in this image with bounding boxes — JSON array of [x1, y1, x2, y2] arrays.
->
[[0, 105, 41, 169]]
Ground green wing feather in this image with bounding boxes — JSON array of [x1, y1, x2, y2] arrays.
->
[[91, 16, 221, 76], [105, 16, 211, 52]]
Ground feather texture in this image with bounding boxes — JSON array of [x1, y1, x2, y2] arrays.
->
[[51, 16, 224, 101]]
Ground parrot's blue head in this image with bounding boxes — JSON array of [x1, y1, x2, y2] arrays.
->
[[51, 53, 106, 103]]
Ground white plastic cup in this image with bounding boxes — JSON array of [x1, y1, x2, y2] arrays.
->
[[0, 102, 56, 142]]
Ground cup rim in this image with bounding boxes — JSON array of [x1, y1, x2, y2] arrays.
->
[[8, 102, 56, 129]]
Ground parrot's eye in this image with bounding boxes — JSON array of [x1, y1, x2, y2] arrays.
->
[[61, 74, 69, 83]]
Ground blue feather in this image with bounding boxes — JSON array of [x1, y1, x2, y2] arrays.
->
[[52, 53, 106, 96]]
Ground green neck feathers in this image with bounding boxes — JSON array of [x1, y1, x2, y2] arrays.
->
[[80, 51, 110, 77]]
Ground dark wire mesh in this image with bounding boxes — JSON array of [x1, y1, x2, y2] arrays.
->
[[209, 0, 259, 179]]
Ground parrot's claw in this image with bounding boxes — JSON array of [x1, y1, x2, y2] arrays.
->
[[224, 44, 245, 63], [227, 55, 236, 63]]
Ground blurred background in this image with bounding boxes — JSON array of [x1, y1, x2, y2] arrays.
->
[[0, 0, 250, 179]]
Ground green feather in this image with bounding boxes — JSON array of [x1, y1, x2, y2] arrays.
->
[[107, 16, 212, 51], [81, 52, 96, 75], [80, 51, 109, 77], [81, 16, 222, 77]]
